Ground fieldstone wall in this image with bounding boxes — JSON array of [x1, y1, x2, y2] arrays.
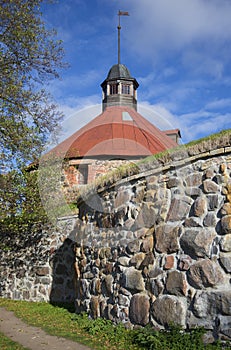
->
[[0, 218, 77, 303], [1, 135, 231, 342], [72, 142, 231, 342]]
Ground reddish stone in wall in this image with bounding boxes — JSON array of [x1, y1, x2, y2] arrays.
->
[[164, 255, 175, 270]]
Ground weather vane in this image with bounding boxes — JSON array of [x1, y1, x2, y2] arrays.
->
[[117, 10, 129, 64]]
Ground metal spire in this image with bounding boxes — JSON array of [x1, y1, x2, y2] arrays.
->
[[117, 10, 129, 64]]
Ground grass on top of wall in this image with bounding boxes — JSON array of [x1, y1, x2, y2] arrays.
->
[[0, 299, 229, 350], [185, 128, 231, 147], [137, 128, 231, 167]]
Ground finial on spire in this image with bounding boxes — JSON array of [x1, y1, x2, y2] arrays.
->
[[117, 10, 129, 64]]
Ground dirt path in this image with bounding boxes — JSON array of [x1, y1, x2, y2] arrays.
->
[[0, 307, 93, 350]]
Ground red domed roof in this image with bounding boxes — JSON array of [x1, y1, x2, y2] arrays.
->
[[49, 106, 178, 160]]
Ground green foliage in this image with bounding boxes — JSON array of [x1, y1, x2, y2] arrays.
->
[[0, 0, 67, 236], [0, 0, 66, 170], [0, 170, 47, 221], [0, 170, 49, 250], [72, 313, 133, 348], [131, 324, 226, 350], [36, 155, 79, 223]]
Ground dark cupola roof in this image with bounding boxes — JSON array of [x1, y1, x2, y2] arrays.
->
[[101, 63, 139, 111], [107, 64, 132, 79]]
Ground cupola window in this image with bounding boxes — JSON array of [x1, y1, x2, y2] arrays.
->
[[110, 83, 118, 95], [122, 84, 130, 94]]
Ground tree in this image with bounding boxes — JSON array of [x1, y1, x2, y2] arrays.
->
[[0, 0, 66, 229], [0, 0, 65, 170]]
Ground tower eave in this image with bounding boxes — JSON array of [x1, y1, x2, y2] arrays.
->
[[101, 77, 139, 89]]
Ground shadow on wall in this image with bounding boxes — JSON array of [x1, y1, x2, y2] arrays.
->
[[49, 237, 76, 305], [48, 200, 99, 309]]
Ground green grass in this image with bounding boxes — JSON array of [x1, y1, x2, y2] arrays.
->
[[0, 299, 139, 350], [0, 299, 230, 350], [185, 128, 231, 147], [0, 332, 29, 350], [138, 128, 231, 166]]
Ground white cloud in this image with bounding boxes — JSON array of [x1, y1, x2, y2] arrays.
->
[[138, 72, 156, 87], [205, 98, 231, 110], [126, 0, 231, 48], [178, 110, 231, 142], [137, 71, 207, 114], [181, 51, 224, 79], [46, 102, 102, 150], [138, 102, 181, 131], [138, 100, 231, 143], [58, 95, 101, 118], [50, 70, 102, 96], [46, 70, 102, 116], [125, 0, 231, 75]]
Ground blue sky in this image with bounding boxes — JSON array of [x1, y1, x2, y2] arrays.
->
[[42, 0, 231, 144]]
